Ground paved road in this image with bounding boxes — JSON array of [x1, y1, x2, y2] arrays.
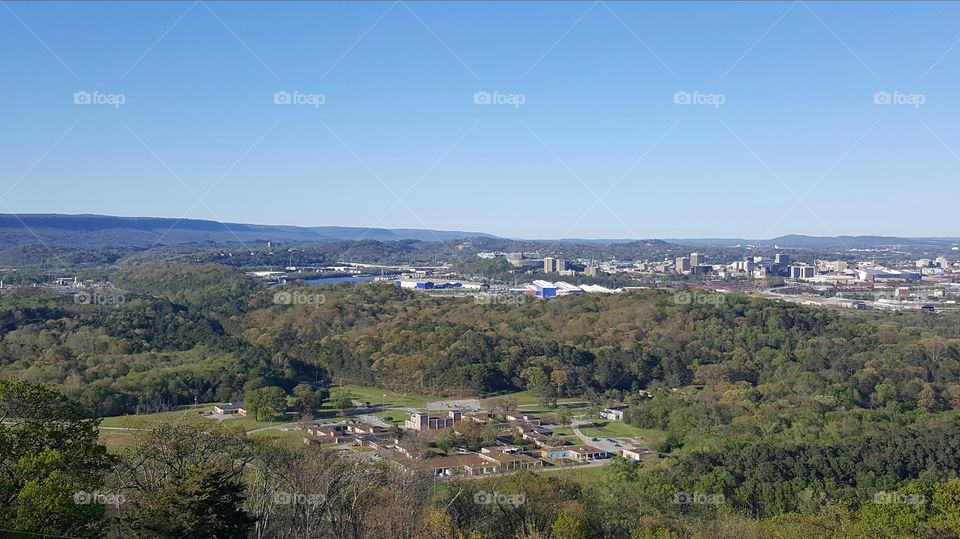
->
[[426, 398, 481, 411], [246, 421, 299, 434], [571, 420, 623, 454], [356, 414, 392, 428]]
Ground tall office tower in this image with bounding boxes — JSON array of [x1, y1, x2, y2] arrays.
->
[[775, 253, 790, 266], [543, 257, 556, 273], [690, 253, 704, 266], [676, 256, 691, 273]]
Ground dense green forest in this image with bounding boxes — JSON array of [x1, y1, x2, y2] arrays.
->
[[2, 260, 960, 537]]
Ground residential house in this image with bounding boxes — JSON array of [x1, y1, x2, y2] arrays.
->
[[354, 434, 386, 449], [600, 406, 628, 421], [303, 435, 336, 447], [567, 445, 612, 462], [479, 452, 542, 471], [214, 403, 247, 416], [621, 448, 656, 461], [306, 424, 348, 437], [348, 422, 385, 435], [421, 452, 543, 477], [466, 411, 493, 424], [505, 412, 540, 425], [539, 447, 572, 460], [481, 446, 521, 455], [421, 454, 493, 477]]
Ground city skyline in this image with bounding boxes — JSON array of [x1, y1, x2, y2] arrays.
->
[[3, 2, 960, 238]]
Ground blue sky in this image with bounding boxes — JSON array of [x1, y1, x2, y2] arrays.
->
[[1, 1, 959, 239]]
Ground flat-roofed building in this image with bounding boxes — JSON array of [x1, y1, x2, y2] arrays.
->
[[404, 410, 462, 431]]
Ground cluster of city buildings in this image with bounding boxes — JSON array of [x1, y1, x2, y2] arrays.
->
[[509, 280, 620, 298], [763, 256, 960, 312], [477, 252, 606, 278]]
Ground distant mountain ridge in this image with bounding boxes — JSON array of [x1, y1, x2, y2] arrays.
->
[[668, 234, 960, 250], [0, 214, 956, 251], [0, 214, 498, 248]]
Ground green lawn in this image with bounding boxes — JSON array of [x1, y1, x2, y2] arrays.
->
[[101, 405, 297, 432], [579, 421, 667, 446], [492, 390, 590, 408], [332, 384, 440, 409], [249, 428, 309, 450], [537, 465, 608, 485]]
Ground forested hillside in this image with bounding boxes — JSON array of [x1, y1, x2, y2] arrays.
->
[[3, 261, 960, 537]]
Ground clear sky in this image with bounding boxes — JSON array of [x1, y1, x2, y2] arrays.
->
[[1, 1, 959, 239]]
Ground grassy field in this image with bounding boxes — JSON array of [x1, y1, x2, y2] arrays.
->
[[332, 384, 440, 409], [579, 421, 667, 447], [249, 428, 310, 450], [101, 405, 298, 432]]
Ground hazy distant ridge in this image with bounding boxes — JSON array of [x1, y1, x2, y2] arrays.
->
[[0, 214, 497, 248]]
